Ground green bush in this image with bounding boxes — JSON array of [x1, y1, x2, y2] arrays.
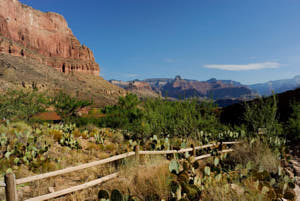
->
[[287, 101, 300, 142], [0, 90, 93, 123], [99, 94, 144, 135], [99, 94, 224, 140], [142, 98, 223, 139], [51, 91, 92, 122], [243, 95, 285, 149], [243, 95, 282, 137], [0, 89, 49, 121]]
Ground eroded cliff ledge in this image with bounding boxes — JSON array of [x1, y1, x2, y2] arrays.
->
[[0, 0, 100, 75]]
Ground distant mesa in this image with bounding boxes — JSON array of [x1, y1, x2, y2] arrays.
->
[[0, 0, 100, 76], [110, 80, 159, 98], [110, 76, 257, 101], [111, 75, 300, 107]]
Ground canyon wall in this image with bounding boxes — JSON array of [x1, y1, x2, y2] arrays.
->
[[0, 0, 100, 75]]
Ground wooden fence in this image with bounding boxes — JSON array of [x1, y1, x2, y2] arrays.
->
[[1, 141, 240, 201]]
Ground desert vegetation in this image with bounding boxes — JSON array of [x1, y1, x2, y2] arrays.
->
[[0, 89, 299, 201]]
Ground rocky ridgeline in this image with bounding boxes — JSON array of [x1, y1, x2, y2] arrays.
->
[[110, 80, 159, 98], [0, 0, 100, 75], [111, 76, 257, 101]]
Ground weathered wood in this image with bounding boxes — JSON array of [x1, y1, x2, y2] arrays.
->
[[138, 142, 238, 155], [191, 144, 196, 156], [134, 145, 140, 162], [139, 147, 193, 155], [24, 172, 119, 201], [194, 141, 240, 150], [139, 150, 178, 155], [193, 153, 211, 161], [220, 149, 234, 153], [193, 149, 234, 162], [222, 141, 240, 145], [194, 143, 217, 150], [16, 152, 135, 185], [5, 173, 17, 201], [177, 148, 193, 153], [0, 181, 6, 187]]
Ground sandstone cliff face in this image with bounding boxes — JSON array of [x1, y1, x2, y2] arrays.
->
[[0, 0, 100, 75]]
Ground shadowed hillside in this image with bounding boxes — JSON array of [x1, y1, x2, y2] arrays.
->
[[220, 87, 300, 126]]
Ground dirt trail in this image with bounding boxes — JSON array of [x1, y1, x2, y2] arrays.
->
[[290, 145, 300, 201], [291, 159, 300, 201]]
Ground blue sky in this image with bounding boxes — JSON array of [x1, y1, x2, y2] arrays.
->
[[20, 0, 300, 84]]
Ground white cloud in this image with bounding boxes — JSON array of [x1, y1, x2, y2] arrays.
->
[[203, 62, 281, 71], [163, 58, 176, 63], [124, 73, 140, 78]]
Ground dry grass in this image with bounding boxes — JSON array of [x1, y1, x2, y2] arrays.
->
[[201, 181, 266, 201], [230, 140, 280, 173], [101, 155, 171, 201], [17, 161, 117, 201], [0, 126, 128, 200]]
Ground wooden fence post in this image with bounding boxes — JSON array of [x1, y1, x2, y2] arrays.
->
[[5, 173, 17, 201], [134, 145, 140, 163], [191, 144, 196, 157]]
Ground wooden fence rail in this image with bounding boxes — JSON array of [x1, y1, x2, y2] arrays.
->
[[193, 148, 234, 161], [24, 173, 119, 201], [1, 141, 239, 201], [0, 181, 5, 187], [16, 152, 135, 185]]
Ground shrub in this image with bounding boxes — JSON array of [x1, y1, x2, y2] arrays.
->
[[286, 101, 300, 142], [0, 89, 49, 121], [51, 91, 92, 122], [243, 95, 283, 145], [99, 95, 223, 140]]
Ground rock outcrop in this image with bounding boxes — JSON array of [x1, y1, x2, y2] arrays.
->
[[110, 80, 159, 98], [160, 78, 254, 99], [0, 0, 100, 75], [110, 77, 257, 101]]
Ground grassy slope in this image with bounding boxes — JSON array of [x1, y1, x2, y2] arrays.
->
[[0, 53, 126, 106]]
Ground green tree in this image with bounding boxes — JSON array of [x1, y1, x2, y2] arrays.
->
[[0, 89, 49, 121], [52, 91, 92, 121]]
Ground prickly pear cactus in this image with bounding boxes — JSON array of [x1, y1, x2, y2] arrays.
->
[[145, 194, 160, 201], [111, 189, 124, 201], [169, 159, 180, 174], [98, 189, 110, 200]]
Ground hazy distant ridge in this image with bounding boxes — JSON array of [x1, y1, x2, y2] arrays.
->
[[248, 75, 300, 96]]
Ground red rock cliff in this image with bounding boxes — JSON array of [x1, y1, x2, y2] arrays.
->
[[0, 0, 100, 75]]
